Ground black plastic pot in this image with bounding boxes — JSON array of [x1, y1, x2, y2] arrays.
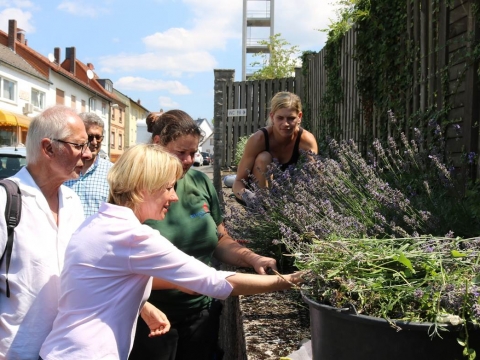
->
[[302, 292, 480, 360]]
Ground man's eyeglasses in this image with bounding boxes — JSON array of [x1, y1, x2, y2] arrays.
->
[[52, 139, 90, 154], [88, 134, 104, 142]]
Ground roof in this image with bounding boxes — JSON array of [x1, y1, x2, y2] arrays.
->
[[0, 43, 49, 83], [195, 118, 213, 130], [0, 27, 123, 105]]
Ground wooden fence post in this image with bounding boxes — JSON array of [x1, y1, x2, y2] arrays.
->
[[213, 69, 247, 360], [213, 69, 235, 196]]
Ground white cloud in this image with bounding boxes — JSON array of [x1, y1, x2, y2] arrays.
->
[[115, 76, 191, 95], [275, 0, 340, 51], [99, 0, 338, 82], [159, 96, 179, 109], [142, 0, 241, 53], [98, 51, 217, 75], [12, 0, 34, 8], [0, 7, 33, 33], [57, 1, 108, 18]]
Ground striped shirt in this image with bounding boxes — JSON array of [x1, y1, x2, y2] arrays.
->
[[64, 157, 113, 217]]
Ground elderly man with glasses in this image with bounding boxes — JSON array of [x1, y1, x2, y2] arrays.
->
[[0, 105, 92, 359], [64, 112, 113, 217]]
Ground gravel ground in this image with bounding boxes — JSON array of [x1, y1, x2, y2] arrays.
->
[[241, 291, 311, 360], [221, 172, 311, 360]]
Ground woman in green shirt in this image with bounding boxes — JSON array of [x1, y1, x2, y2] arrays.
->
[[129, 110, 277, 360]]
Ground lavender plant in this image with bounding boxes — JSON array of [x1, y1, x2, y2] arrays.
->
[[225, 139, 435, 258], [223, 113, 480, 356], [370, 112, 480, 238]]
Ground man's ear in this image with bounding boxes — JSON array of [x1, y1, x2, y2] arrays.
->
[[41, 138, 54, 157]]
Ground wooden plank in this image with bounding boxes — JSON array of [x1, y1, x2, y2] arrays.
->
[[348, 28, 354, 142], [266, 79, 274, 124], [406, 0, 413, 126], [420, 0, 427, 112], [259, 80, 267, 128], [449, 2, 469, 24], [413, 0, 420, 115], [449, 18, 469, 39], [252, 81, 259, 132], [226, 83, 236, 167], [428, 0, 436, 110], [246, 82, 253, 136], [462, 1, 479, 177], [240, 82, 248, 138]]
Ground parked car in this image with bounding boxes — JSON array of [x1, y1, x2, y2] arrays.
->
[[201, 152, 211, 165], [193, 152, 203, 167], [0, 146, 27, 179]]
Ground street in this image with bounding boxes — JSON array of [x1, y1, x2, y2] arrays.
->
[[192, 164, 213, 181]]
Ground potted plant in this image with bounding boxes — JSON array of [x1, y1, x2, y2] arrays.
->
[[225, 119, 480, 359]]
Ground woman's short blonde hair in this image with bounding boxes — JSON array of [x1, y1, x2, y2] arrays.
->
[[107, 144, 183, 210], [267, 91, 302, 125]]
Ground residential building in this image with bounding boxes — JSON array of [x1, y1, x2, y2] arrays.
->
[[0, 19, 133, 159], [127, 97, 149, 148], [0, 41, 50, 145], [195, 118, 214, 155]]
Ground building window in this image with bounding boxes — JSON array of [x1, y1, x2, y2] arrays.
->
[[90, 98, 96, 112], [210, 138, 214, 145], [118, 134, 123, 150], [31, 88, 46, 109], [102, 102, 107, 116], [119, 110, 122, 124], [71, 95, 76, 110], [56, 88, 65, 105], [110, 131, 115, 149], [81, 100, 86, 112], [0, 77, 16, 102]]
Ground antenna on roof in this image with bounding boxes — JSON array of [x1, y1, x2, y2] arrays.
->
[[47, 53, 55, 63], [86, 69, 94, 80]]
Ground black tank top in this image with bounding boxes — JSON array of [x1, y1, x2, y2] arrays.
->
[[259, 127, 304, 170]]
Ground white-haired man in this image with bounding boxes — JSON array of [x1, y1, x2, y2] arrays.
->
[[0, 105, 92, 359]]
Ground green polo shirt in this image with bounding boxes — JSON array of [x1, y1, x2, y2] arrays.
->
[[146, 169, 223, 318]]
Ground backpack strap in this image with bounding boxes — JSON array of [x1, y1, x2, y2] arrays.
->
[[0, 179, 22, 298]]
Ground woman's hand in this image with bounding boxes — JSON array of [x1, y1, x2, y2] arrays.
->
[[140, 302, 171, 338], [250, 255, 278, 275]]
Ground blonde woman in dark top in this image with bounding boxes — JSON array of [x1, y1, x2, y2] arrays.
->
[[233, 91, 318, 206]]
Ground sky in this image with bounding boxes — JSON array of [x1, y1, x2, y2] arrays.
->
[[0, 0, 340, 121]]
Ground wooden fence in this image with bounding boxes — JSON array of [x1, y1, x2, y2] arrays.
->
[[213, 0, 479, 184]]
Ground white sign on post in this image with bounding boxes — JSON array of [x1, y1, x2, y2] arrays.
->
[[227, 109, 247, 117]]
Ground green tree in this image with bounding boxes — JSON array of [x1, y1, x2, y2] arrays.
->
[[249, 33, 300, 80]]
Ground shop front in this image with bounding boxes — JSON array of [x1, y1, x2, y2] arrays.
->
[[0, 110, 31, 146]]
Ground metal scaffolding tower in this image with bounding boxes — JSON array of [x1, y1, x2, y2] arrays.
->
[[242, 0, 274, 80]]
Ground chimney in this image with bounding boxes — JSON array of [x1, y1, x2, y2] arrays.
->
[[8, 20, 17, 52], [16, 29, 25, 45], [66, 47, 76, 74], [137, 99, 141, 105], [54, 47, 60, 64], [87, 63, 95, 70]]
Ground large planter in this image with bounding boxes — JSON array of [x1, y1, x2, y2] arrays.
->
[[302, 292, 480, 360]]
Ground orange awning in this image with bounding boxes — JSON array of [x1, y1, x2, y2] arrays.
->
[[0, 110, 31, 128]]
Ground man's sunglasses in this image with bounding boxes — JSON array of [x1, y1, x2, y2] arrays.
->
[[88, 134, 104, 142]]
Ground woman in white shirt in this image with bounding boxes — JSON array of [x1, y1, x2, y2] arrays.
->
[[39, 144, 302, 360]]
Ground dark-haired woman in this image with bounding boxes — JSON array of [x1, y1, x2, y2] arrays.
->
[[129, 110, 278, 360]]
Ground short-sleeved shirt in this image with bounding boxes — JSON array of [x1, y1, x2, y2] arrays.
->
[[147, 169, 223, 317], [0, 167, 85, 360], [64, 156, 113, 217]]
